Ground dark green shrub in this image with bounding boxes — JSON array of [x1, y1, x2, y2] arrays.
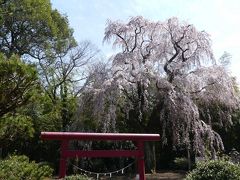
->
[[64, 174, 91, 180], [185, 159, 240, 180], [0, 155, 53, 180]]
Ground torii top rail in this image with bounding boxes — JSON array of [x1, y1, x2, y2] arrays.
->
[[41, 132, 160, 180]]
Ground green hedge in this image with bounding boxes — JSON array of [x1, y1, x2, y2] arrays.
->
[[0, 155, 53, 180], [185, 159, 240, 180]]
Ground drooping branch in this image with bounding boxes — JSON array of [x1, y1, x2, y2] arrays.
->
[[79, 16, 239, 159]]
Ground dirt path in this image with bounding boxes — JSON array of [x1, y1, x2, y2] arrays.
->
[[100, 171, 186, 180], [145, 171, 186, 180]]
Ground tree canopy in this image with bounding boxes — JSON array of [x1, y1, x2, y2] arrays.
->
[[0, 0, 76, 59]]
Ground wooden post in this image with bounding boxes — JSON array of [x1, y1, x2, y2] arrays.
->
[[59, 140, 69, 178], [137, 141, 145, 180]]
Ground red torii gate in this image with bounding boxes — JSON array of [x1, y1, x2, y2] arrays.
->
[[41, 132, 160, 180]]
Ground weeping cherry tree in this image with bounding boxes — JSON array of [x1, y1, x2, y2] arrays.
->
[[78, 16, 239, 169]]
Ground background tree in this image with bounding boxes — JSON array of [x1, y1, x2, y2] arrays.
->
[[0, 0, 75, 59], [0, 53, 38, 159], [38, 41, 98, 131], [0, 53, 38, 117], [0, 0, 80, 170]]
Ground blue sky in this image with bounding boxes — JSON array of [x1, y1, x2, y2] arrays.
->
[[51, 0, 240, 83]]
